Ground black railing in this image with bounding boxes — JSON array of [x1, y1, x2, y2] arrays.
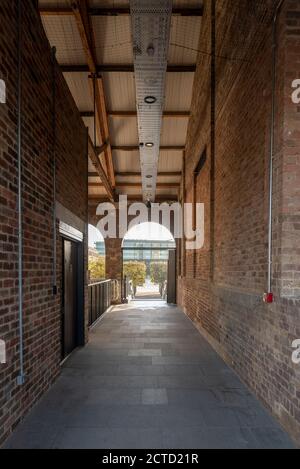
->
[[88, 280, 112, 327]]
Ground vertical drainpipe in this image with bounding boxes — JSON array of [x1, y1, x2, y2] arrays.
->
[[52, 47, 57, 295], [17, 0, 25, 386], [265, 0, 284, 303]]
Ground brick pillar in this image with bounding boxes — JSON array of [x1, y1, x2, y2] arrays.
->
[[105, 238, 123, 303]]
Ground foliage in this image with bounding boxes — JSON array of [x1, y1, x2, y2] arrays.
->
[[123, 261, 146, 288], [89, 256, 105, 280], [150, 262, 168, 293]]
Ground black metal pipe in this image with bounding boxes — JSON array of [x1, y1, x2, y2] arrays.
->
[[52, 47, 57, 295]]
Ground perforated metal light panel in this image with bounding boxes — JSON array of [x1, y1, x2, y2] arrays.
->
[[130, 0, 172, 201]]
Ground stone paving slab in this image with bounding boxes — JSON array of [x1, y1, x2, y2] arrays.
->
[[4, 301, 296, 449]]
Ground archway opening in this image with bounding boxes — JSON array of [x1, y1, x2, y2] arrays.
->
[[122, 222, 176, 301], [88, 224, 106, 283]]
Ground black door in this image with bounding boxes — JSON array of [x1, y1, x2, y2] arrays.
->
[[63, 239, 78, 357]]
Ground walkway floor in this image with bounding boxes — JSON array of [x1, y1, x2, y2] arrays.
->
[[5, 302, 295, 449]]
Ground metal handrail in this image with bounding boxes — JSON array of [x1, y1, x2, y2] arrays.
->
[[88, 279, 112, 327], [88, 279, 111, 287], [88, 279, 121, 326]]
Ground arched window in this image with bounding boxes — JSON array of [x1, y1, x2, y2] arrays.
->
[[122, 222, 175, 301], [88, 224, 105, 283]]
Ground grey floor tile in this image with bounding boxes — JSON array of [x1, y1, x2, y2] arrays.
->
[[53, 427, 164, 449], [142, 388, 168, 405], [128, 349, 162, 357], [167, 389, 220, 406], [162, 426, 257, 449], [4, 301, 295, 449], [201, 407, 241, 427]]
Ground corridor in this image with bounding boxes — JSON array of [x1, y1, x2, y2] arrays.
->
[[5, 302, 294, 449]]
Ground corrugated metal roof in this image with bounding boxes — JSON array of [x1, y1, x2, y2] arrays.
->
[[42, 15, 87, 64], [165, 73, 195, 111], [112, 150, 140, 172], [108, 116, 138, 145], [161, 118, 189, 146], [92, 17, 133, 64], [102, 72, 136, 111], [158, 151, 183, 173], [169, 16, 201, 65], [88, 187, 107, 196], [63, 72, 93, 111], [38, 0, 202, 201]]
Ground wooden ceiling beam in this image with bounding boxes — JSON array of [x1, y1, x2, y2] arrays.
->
[[60, 64, 196, 73], [82, 111, 190, 118], [40, 7, 203, 17], [88, 171, 182, 178], [88, 137, 115, 202], [71, 0, 115, 187], [89, 182, 180, 188], [88, 194, 178, 203], [95, 141, 109, 155], [117, 171, 182, 178], [111, 145, 185, 152]]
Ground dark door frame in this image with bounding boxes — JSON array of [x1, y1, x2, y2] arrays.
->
[[61, 235, 85, 359]]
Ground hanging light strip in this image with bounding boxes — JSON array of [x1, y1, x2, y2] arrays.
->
[[130, 0, 172, 202]]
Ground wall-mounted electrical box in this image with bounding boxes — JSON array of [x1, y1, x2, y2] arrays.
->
[[0, 79, 6, 104], [0, 340, 6, 364]]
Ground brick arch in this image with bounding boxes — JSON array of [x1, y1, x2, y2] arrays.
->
[[88, 202, 178, 303], [88, 202, 177, 237]]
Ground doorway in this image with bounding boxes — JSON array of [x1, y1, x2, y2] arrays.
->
[[122, 222, 176, 303], [62, 237, 84, 359]]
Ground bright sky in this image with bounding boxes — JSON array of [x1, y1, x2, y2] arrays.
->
[[88, 224, 104, 248], [124, 222, 174, 241], [88, 222, 174, 248]]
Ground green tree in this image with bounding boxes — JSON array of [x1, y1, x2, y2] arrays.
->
[[150, 262, 167, 295], [89, 256, 105, 280], [123, 261, 146, 296]]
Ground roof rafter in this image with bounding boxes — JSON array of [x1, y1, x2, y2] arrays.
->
[[71, 0, 115, 187], [81, 111, 190, 118], [40, 6, 203, 17], [89, 182, 180, 188], [60, 64, 196, 73], [111, 145, 185, 152], [88, 171, 182, 177], [88, 194, 178, 203], [88, 136, 115, 202]]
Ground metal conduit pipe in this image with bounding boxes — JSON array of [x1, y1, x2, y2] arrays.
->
[[52, 47, 58, 295], [265, 0, 285, 303], [17, 0, 25, 386]]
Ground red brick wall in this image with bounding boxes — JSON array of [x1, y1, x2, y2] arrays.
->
[[179, 0, 300, 443], [0, 1, 88, 444]]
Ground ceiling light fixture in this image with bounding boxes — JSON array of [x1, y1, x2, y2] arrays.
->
[[147, 44, 155, 56], [145, 142, 154, 148], [144, 96, 156, 104]]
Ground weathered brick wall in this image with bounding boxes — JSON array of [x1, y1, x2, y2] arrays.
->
[[0, 1, 88, 444], [179, 0, 300, 443]]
